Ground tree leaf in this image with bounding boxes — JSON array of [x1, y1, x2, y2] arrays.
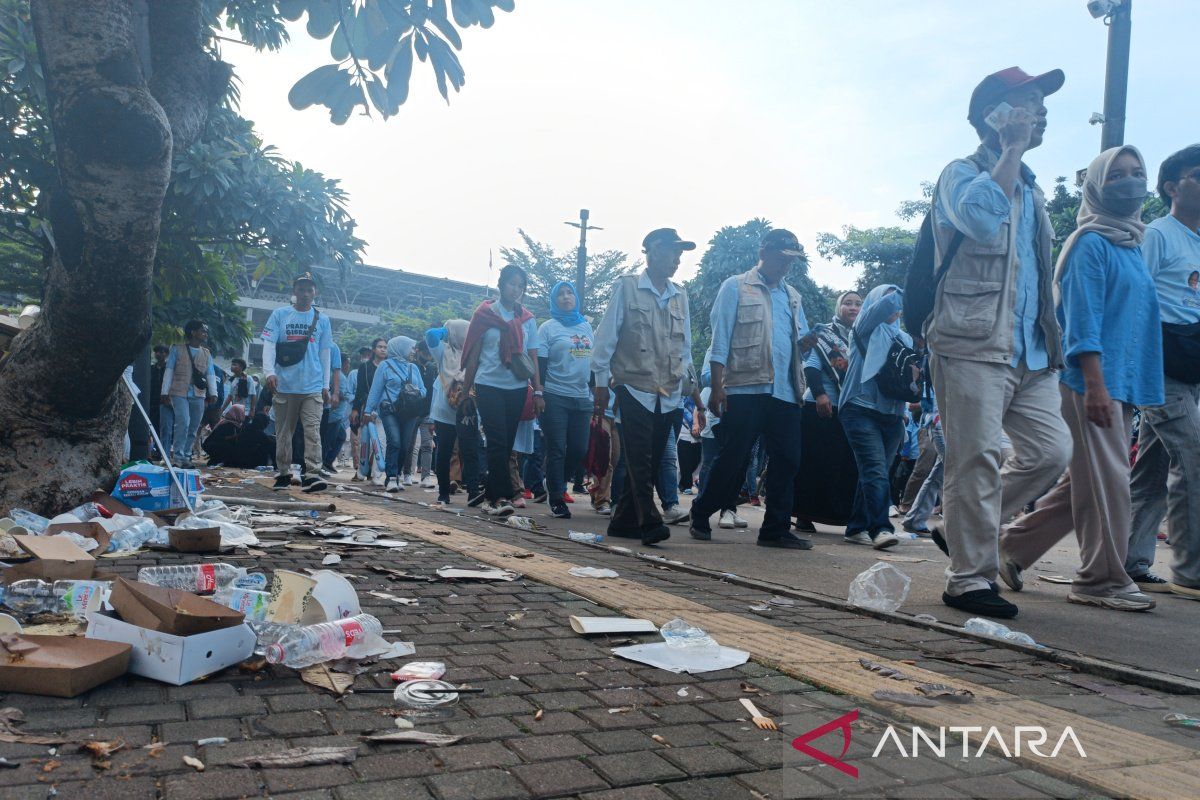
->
[[384, 35, 414, 106], [278, 0, 309, 21], [288, 63, 343, 110], [306, 0, 341, 39]]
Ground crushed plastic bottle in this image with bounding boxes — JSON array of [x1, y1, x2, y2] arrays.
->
[[9, 509, 50, 534], [847, 562, 911, 612], [1164, 713, 1200, 729], [263, 614, 386, 667], [137, 563, 246, 595], [67, 503, 102, 522], [0, 579, 110, 619], [214, 587, 270, 622], [390, 661, 447, 681], [659, 618, 718, 650], [233, 572, 269, 590], [50, 531, 100, 553], [106, 518, 161, 552], [568, 531, 604, 544], [963, 617, 1042, 647]]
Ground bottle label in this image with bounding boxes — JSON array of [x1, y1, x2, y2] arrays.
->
[[197, 565, 217, 593], [340, 619, 365, 646]]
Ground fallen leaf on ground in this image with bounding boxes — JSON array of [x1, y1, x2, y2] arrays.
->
[[914, 683, 975, 703], [505, 552, 534, 559], [80, 740, 125, 760], [228, 746, 359, 768], [650, 734, 671, 747], [182, 755, 205, 772], [300, 663, 355, 695], [858, 659, 908, 680], [0, 708, 68, 745], [42, 760, 60, 773], [431, 530, 451, 536], [534, 709, 543, 721], [360, 731, 463, 746], [919, 652, 1009, 669], [872, 690, 938, 707], [239, 657, 268, 673], [739, 683, 762, 694]]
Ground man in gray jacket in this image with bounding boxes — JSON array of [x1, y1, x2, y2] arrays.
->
[[926, 67, 1072, 618]]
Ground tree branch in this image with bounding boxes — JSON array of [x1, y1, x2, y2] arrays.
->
[[148, 0, 227, 153]]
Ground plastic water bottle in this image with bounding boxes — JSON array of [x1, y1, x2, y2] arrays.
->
[[50, 530, 100, 553], [214, 587, 270, 623], [0, 579, 109, 618], [9, 509, 50, 533], [106, 518, 161, 552], [67, 502, 102, 522], [659, 618, 718, 650], [0, 579, 52, 614], [963, 617, 1041, 647], [568, 531, 604, 544], [137, 563, 246, 595], [264, 614, 386, 667], [233, 572, 269, 590]]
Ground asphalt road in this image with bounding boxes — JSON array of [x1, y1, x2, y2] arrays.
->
[[395, 483, 1199, 683]]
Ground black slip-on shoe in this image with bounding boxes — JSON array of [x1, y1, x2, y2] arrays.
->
[[641, 526, 671, 546], [942, 588, 1018, 619], [794, 519, 817, 533], [758, 532, 813, 550], [272, 474, 292, 491], [929, 521, 950, 557], [467, 491, 487, 508], [301, 476, 327, 493], [689, 525, 712, 541]]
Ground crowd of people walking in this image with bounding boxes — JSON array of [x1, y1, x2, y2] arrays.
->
[[153, 65, 1199, 623]]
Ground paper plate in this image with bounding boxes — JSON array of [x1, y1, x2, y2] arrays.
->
[[301, 570, 362, 624]]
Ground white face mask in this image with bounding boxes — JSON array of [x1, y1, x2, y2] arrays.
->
[[290, 295, 298, 304]]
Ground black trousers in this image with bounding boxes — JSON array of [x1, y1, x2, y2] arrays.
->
[[610, 387, 680, 536], [692, 394, 802, 539], [435, 419, 480, 499], [678, 439, 702, 490], [475, 384, 528, 502]]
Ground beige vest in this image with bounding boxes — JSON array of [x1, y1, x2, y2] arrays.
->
[[610, 274, 689, 396], [723, 268, 807, 401], [925, 146, 1063, 368], [169, 344, 210, 397]]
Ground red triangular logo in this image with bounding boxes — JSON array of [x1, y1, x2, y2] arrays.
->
[[791, 709, 859, 778]]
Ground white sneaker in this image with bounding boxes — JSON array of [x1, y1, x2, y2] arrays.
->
[[420, 474, 437, 489], [485, 501, 515, 517], [385, 477, 400, 493], [731, 511, 748, 529], [872, 532, 900, 550], [1068, 590, 1155, 611], [595, 503, 612, 516], [719, 511, 737, 529], [371, 472, 385, 487], [400, 474, 413, 486], [843, 532, 872, 546], [662, 504, 689, 524]]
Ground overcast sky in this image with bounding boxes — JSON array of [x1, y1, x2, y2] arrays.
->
[[222, 0, 1199, 292]]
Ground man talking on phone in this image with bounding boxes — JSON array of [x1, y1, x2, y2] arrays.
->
[[924, 67, 1072, 618]]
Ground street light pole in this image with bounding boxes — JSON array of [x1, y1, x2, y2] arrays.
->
[[565, 209, 602, 315], [1100, 0, 1132, 150]]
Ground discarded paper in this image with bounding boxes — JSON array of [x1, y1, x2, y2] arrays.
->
[[360, 731, 463, 746], [228, 746, 358, 768]]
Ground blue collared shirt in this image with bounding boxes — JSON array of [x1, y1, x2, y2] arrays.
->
[[708, 275, 808, 405], [1057, 232, 1163, 407], [934, 156, 1048, 370]]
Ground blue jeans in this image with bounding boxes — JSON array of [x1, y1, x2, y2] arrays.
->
[[698, 437, 734, 514], [656, 421, 681, 508], [840, 403, 905, 538], [541, 393, 590, 500], [170, 395, 205, 461], [380, 412, 419, 479], [158, 403, 175, 458]]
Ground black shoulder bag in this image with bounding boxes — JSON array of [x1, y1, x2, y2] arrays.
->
[[275, 308, 320, 368], [185, 346, 209, 392]]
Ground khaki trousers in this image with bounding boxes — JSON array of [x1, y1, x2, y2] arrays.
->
[[1001, 385, 1139, 596], [274, 392, 323, 476], [931, 355, 1071, 595]]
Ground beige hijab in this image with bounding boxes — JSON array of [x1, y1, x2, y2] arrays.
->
[[1054, 145, 1148, 289], [439, 319, 469, 392]]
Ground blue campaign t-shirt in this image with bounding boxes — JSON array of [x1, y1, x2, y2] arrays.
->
[[1143, 215, 1200, 326], [262, 306, 333, 395], [475, 303, 538, 390], [537, 319, 593, 400]]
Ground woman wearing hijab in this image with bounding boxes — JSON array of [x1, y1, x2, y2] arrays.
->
[[426, 319, 481, 506], [999, 146, 1163, 612], [794, 291, 862, 531], [838, 284, 912, 550], [202, 404, 274, 468], [462, 264, 544, 516], [364, 336, 427, 493], [352, 337, 389, 484], [536, 281, 595, 519]]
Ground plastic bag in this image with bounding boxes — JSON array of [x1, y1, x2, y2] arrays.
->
[[847, 562, 911, 612]]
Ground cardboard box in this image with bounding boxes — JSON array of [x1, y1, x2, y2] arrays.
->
[[3, 535, 96, 582], [109, 578, 244, 636], [167, 526, 221, 553], [85, 611, 256, 686], [91, 492, 169, 528], [0, 634, 131, 697], [44, 521, 112, 553]]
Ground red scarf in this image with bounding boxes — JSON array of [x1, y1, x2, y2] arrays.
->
[[463, 299, 534, 367]]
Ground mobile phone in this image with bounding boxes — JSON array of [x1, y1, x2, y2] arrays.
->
[[985, 102, 1014, 132]]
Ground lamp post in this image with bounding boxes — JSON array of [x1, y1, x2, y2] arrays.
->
[[1088, 0, 1133, 151], [565, 209, 602, 315]]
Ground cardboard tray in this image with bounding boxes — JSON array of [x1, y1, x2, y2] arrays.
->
[[3, 535, 96, 582], [109, 578, 244, 636], [44, 521, 112, 553], [85, 612, 255, 686], [167, 526, 221, 553], [0, 635, 131, 697]]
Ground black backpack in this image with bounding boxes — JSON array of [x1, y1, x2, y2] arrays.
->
[[854, 330, 923, 404]]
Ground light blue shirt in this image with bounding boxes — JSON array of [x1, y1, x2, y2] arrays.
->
[[262, 306, 333, 394], [591, 271, 692, 413], [329, 367, 354, 424], [427, 341, 457, 426], [537, 319, 594, 400], [935, 156, 1048, 370], [474, 302, 538, 390], [1143, 215, 1200, 325], [364, 358, 427, 416], [839, 286, 912, 418], [1057, 232, 1163, 407], [708, 273, 808, 405]]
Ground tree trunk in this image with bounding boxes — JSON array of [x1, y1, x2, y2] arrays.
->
[[0, 0, 215, 515]]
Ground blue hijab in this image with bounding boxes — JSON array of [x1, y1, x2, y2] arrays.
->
[[549, 281, 585, 326], [838, 284, 911, 416]]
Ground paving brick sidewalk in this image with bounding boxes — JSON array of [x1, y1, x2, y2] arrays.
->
[[2, 481, 1192, 799]]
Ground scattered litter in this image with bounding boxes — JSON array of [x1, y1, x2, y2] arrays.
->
[[182, 755, 205, 772], [567, 567, 619, 579], [650, 734, 671, 746], [390, 662, 446, 682], [228, 746, 358, 768], [914, 683, 975, 703], [197, 737, 228, 747], [872, 690, 937, 707], [612, 642, 749, 674], [80, 740, 124, 760], [919, 651, 1009, 669], [569, 616, 657, 635], [858, 659, 909, 680], [567, 531, 604, 544], [912, 613, 939, 623], [1164, 713, 1200, 729], [321, 554, 342, 566], [739, 683, 762, 694], [767, 596, 796, 607], [534, 709, 544, 721], [435, 567, 519, 582], [0, 707, 66, 745], [506, 516, 534, 530], [368, 566, 431, 582], [299, 663, 356, 696], [367, 591, 419, 605], [847, 562, 911, 612], [608, 706, 634, 714], [876, 554, 930, 563], [393, 680, 462, 708], [676, 687, 689, 697], [0, 757, 18, 768], [360, 731, 462, 746], [394, 717, 414, 729], [1038, 575, 1073, 584], [505, 552, 534, 559], [963, 618, 1043, 648], [748, 604, 771, 612]]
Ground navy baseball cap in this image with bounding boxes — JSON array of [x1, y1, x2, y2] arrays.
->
[[760, 228, 803, 257], [642, 228, 696, 251]]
